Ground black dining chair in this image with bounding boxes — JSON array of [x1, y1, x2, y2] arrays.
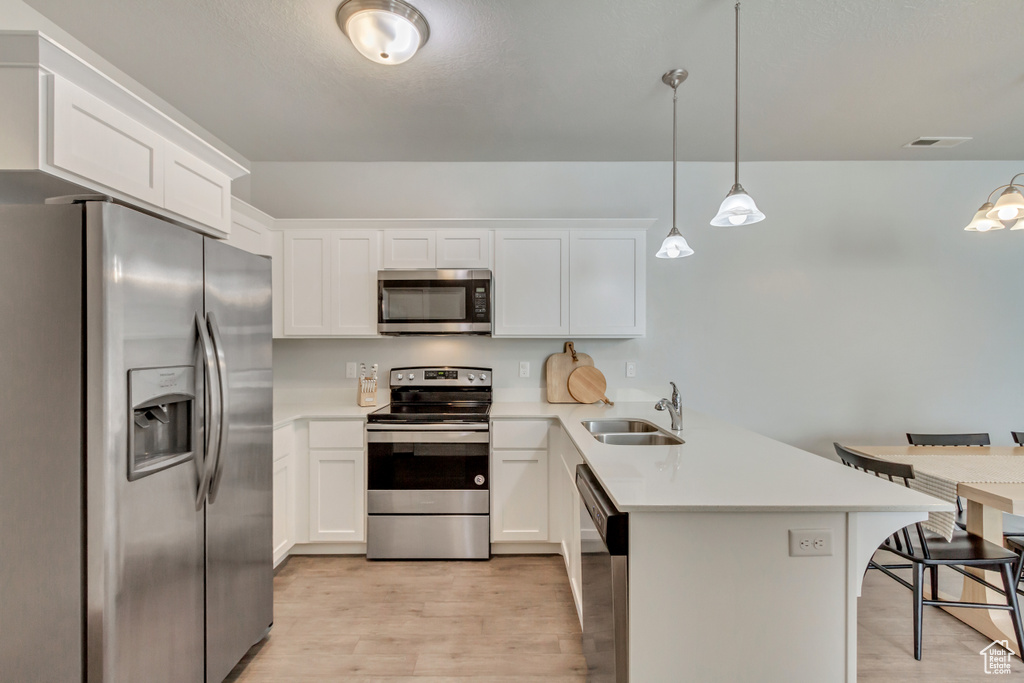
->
[[834, 443, 1024, 660], [906, 433, 991, 447], [906, 433, 990, 527], [1008, 537, 1024, 594], [1012, 432, 1024, 446]]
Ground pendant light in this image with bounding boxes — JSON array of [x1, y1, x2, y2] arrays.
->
[[711, 2, 765, 227], [337, 0, 429, 65], [964, 173, 1024, 232], [656, 69, 695, 259]]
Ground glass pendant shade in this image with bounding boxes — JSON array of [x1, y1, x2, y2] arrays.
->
[[985, 186, 1024, 222], [1010, 217, 1024, 230], [656, 227, 694, 259], [711, 185, 765, 226], [337, 0, 429, 65], [964, 202, 1004, 232]]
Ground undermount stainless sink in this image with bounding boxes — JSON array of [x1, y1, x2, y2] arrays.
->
[[581, 419, 659, 434], [593, 432, 685, 446], [582, 419, 684, 446]]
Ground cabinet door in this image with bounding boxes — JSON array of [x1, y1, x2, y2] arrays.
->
[[491, 449, 549, 541], [164, 145, 231, 234], [308, 449, 365, 542], [569, 230, 646, 337], [493, 231, 569, 337], [436, 230, 491, 269], [382, 230, 435, 269], [272, 455, 292, 564], [330, 231, 379, 336], [272, 425, 294, 565], [50, 75, 164, 206], [283, 232, 332, 336]]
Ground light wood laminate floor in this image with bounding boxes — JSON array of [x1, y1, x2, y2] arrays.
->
[[227, 554, 1021, 681]]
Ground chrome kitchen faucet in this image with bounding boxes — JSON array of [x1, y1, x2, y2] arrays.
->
[[655, 381, 683, 431]]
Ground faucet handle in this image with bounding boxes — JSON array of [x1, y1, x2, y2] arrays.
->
[[669, 381, 679, 401]]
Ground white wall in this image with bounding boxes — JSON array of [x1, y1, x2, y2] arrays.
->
[[253, 160, 1024, 458]]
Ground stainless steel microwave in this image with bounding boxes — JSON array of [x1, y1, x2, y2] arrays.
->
[[378, 269, 492, 335]]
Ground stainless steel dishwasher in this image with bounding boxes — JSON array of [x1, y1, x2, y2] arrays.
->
[[577, 464, 629, 683]]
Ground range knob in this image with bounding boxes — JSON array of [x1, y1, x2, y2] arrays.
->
[[467, 373, 476, 381], [396, 373, 404, 380], [407, 373, 416, 381], [480, 373, 488, 381]]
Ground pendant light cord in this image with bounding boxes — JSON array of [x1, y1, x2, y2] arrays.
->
[[672, 83, 678, 229], [734, 1, 740, 187]]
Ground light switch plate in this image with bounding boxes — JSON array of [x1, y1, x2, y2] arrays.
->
[[789, 529, 833, 557]]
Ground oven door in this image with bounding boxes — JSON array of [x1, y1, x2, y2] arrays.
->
[[367, 429, 489, 514], [378, 270, 491, 335]]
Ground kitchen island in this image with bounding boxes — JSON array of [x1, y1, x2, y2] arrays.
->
[[274, 398, 947, 682], [491, 402, 949, 683]]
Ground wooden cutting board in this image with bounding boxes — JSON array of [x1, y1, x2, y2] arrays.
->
[[567, 366, 614, 406], [545, 341, 593, 403]]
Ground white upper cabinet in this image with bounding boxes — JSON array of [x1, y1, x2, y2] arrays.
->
[[162, 144, 232, 233], [382, 230, 435, 269], [50, 75, 165, 206], [436, 230, 491, 269], [493, 227, 646, 338], [330, 231, 379, 336], [569, 231, 646, 337], [0, 32, 246, 236], [281, 229, 379, 337], [493, 231, 570, 337], [283, 231, 332, 336], [382, 229, 490, 269]]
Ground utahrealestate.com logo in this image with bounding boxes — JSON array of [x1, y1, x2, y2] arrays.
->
[[979, 640, 1014, 675]]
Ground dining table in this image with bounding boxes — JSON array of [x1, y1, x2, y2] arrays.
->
[[848, 445, 1024, 648]]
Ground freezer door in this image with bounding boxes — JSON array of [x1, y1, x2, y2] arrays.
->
[[203, 237, 274, 682], [85, 201, 206, 683]]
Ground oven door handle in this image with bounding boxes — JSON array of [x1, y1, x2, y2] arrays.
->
[[367, 431, 490, 444], [366, 423, 489, 431]]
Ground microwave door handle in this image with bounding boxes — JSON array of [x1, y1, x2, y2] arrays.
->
[[195, 313, 220, 510], [205, 311, 230, 504]]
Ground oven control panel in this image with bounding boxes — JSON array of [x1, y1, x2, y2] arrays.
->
[[390, 366, 492, 387]]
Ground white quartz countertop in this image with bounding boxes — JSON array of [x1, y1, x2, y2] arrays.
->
[[274, 402, 382, 429], [495, 402, 948, 514], [277, 399, 948, 514]]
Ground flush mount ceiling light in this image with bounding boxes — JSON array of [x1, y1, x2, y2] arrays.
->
[[711, 2, 765, 227], [964, 173, 1024, 232], [336, 0, 429, 65], [656, 69, 695, 259]]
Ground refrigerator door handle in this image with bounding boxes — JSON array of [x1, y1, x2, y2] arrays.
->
[[195, 312, 220, 510], [206, 311, 230, 504]]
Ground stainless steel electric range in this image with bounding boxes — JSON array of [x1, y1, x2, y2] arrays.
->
[[365, 366, 492, 560]]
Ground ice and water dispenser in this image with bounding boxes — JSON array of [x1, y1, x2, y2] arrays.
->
[[128, 366, 195, 480]]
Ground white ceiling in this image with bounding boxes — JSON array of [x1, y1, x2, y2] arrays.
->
[[22, 0, 1024, 162]]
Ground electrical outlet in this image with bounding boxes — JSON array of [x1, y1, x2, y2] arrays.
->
[[625, 361, 637, 378], [345, 362, 358, 379], [788, 529, 833, 557], [519, 361, 530, 378]]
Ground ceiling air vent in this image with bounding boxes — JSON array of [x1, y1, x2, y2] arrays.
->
[[903, 136, 972, 149]]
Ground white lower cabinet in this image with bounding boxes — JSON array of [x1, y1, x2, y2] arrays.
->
[[272, 424, 295, 565], [492, 449, 549, 541], [307, 420, 366, 543], [549, 425, 584, 619], [491, 420, 550, 542]]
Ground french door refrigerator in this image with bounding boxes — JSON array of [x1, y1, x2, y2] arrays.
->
[[0, 198, 273, 682]]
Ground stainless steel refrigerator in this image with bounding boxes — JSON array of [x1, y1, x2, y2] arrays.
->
[[0, 198, 273, 682]]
